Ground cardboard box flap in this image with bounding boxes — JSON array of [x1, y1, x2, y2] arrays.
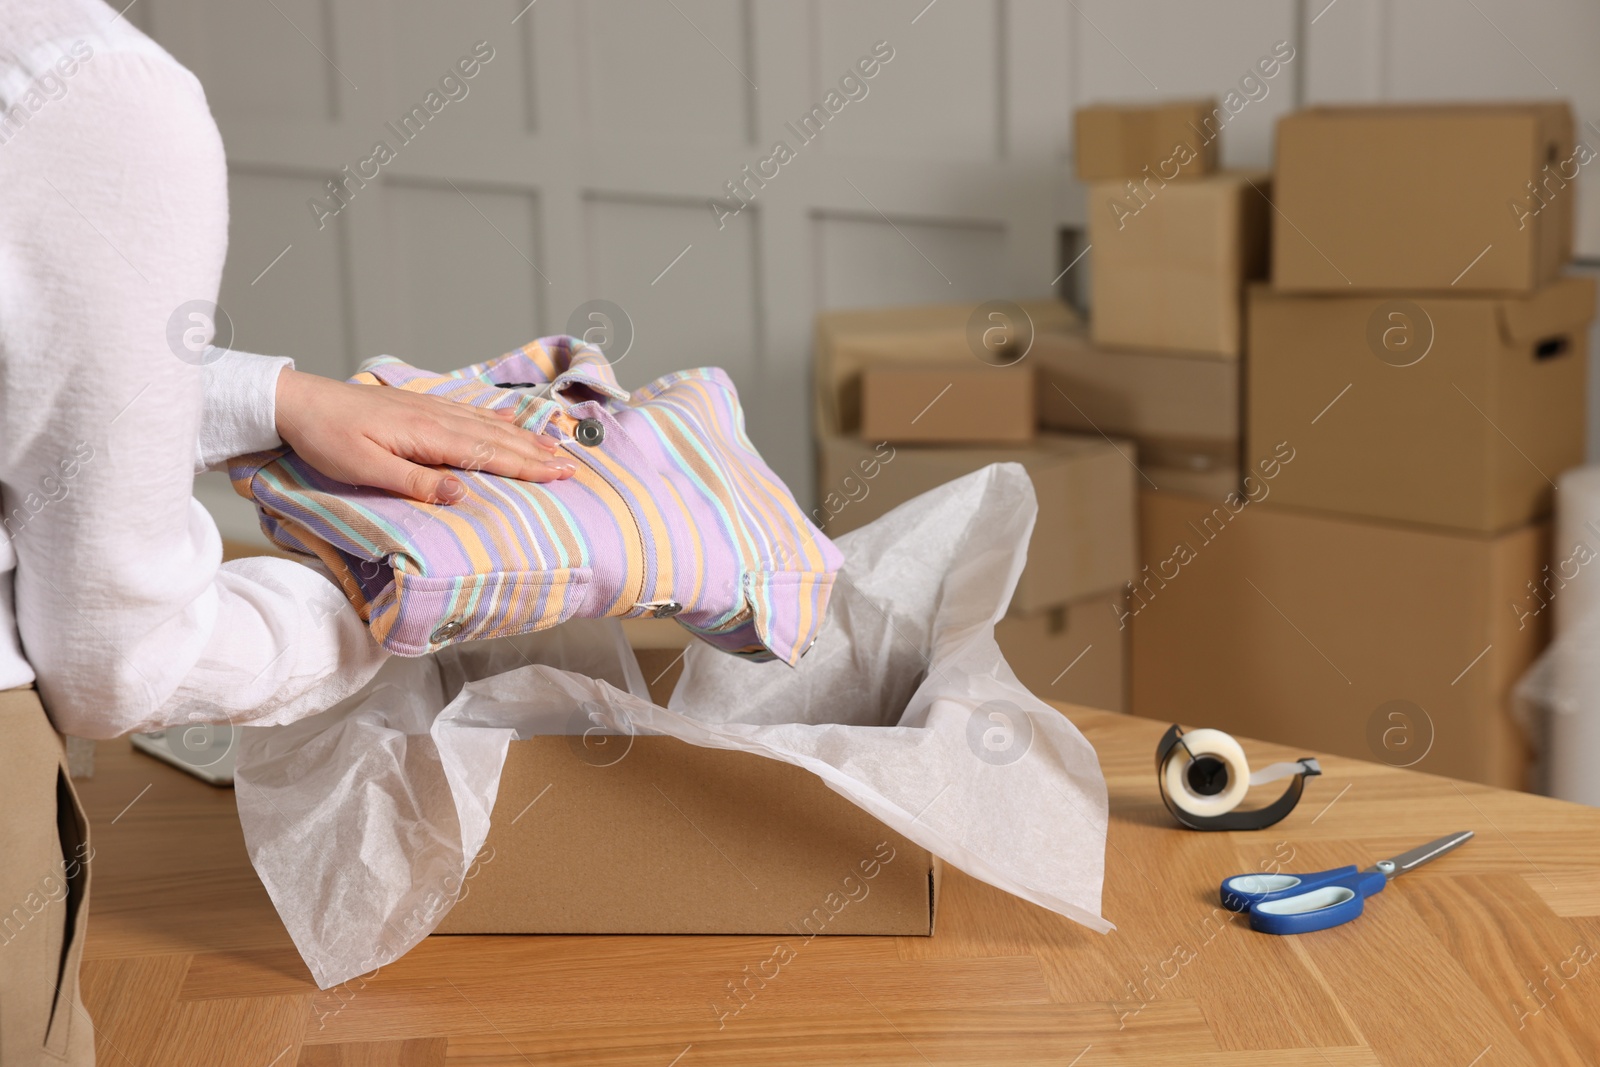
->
[[1497, 276, 1598, 346], [1074, 98, 1220, 181]]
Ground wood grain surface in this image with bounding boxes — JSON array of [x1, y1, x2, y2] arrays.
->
[[73, 708, 1600, 1065]]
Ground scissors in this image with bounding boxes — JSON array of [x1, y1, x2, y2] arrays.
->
[[1219, 831, 1474, 935]]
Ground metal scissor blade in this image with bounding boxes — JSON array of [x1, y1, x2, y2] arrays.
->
[[1363, 831, 1475, 879]]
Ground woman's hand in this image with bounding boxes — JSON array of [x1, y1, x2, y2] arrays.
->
[[274, 369, 577, 504]]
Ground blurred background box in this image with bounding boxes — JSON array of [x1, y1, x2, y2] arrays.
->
[[1086, 171, 1270, 358], [1033, 329, 1238, 452], [1130, 490, 1546, 789], [1138, 449, 1242, 504], [633, 575, 1129, 715], [861, 361, 1035, 445], [1073, 99, 1219, 182], [1273, 103, 1576, 293], [994, 593, 1127, 712], [814, 300, 1079, 437], [816, 432, 1135, 613], [1246, 276, 1593, 533]]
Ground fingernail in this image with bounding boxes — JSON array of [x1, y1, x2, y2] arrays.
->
[[438, 476, 466, 502], [549, 459, 579, 474]]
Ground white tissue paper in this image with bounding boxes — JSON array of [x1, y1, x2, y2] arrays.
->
[[235, 463, 1112, 989]]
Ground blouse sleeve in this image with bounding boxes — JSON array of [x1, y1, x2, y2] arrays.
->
[[0, 47, 388, 738]]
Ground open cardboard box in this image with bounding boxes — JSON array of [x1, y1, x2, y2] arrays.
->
[[435, 646, 941, 936], [813, 299, 1079, 438]]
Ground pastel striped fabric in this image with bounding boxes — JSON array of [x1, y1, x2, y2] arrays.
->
[[229, 337, 842, 663]]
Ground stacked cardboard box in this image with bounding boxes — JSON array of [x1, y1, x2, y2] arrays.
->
[[1071, 99, 1268, 498], [1130, 102, 1592, 789], [1032, 330, 1240, 502], [1077, 98, 1269, 360], [813, 300, 1134, 711], [1131, 491, 1546, 789]]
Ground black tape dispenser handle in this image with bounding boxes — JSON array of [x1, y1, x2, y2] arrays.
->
[[1156, 724, 1321, 831]]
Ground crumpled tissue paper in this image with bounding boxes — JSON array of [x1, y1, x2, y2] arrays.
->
[[235, 462, 1112, 989]]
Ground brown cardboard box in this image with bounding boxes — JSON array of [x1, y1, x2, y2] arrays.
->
[[1246, 277, 1594, 533], [1141, 458, 1241, 503], [1074, 99, 1220, 182], [814, 299, 1079, 437], [438, 643, 937, 936], [1087, 171, 1270, 358], [996, 593, 1128, 712], [861, 361, 1035, 445], [436, 736, 937, 935], [1273, 103, 1576, 293], [1129, 491, 1548, 789], [1033, 330, 1239, 453], [816, 432, 1136, 611], [630, 564, 1132, 713]]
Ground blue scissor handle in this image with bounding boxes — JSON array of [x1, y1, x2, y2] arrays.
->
[[1220, 865, 1359, 912], [1247, 869, 1389, 935]]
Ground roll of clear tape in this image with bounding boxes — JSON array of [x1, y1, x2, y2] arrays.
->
[[1161, 727, 1250, 817], [1155, 724, 1321, 831]]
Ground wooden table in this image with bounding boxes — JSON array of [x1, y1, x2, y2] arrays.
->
[[74, 707, 1600, 1066]]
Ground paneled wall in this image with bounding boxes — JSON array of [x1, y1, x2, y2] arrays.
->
[[129, 1, 1599, 541]]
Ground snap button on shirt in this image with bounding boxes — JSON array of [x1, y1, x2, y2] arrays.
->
[[575, 418, 605, 446], [431, 619, 464, 642]]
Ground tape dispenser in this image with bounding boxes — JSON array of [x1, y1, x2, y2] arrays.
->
[[1156, 725, 1321, 831]]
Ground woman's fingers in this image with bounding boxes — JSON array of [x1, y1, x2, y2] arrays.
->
[[442, 416, 575, 475], [440, 428, 579, 484], [390, 416, 579, 490], [350, 445, 472, 505], [277, 370, 578, 502]]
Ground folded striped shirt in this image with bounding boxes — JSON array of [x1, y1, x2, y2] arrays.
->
[[229, 336, 842, 663]]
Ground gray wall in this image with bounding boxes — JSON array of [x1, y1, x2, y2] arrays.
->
[[130, 1, 1600, 543]]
